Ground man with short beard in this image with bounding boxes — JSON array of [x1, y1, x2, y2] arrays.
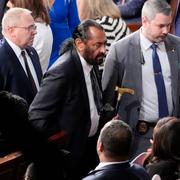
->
[[29, 19, 107, 180]]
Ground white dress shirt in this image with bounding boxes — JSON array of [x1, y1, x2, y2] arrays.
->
[[139, 31, 173, 122], [78, 52, 100, 137], [95, 160, 129, 170]]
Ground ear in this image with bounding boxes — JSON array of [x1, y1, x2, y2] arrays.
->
[[97, 141, 103, 154], [142, 16, 149, 26], [8, 27, 16, 38], [74, 38, 85, 52]]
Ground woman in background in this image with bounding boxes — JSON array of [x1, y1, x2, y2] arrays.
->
[[48, 0, 80, 68], [144, 117, 180, 180], [7, 0, 53, 74]]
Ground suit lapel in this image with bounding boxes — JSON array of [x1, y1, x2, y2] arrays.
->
[[71, 48, 91, 118], [4, 40, 28, 79], [129, 31, 143, 100]]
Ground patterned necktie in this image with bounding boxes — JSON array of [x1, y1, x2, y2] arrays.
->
[[151, 44, 169, 118], [90, 66, 102, 115], [21, 50, 37, 95]]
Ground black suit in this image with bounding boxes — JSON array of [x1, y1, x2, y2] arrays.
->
[[0, 39, 42, 105], [82, 162, 151, 180], [29, 47, 101, 179]]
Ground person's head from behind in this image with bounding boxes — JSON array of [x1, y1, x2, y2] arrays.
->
[[2, 7, 37, 49], [97, 120, 132, 162], [153, 117, 177, 140], [73, 19, 107, 66], [0, 91, 28, 135], [152, 117, 180, 161], [141, 0, 172, 43]]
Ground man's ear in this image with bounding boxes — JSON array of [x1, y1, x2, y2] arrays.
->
[[142, 16, 149, 27], [75, 38, 85, 52], [5, 26, 16, 38], [97, 141, 103, 154]]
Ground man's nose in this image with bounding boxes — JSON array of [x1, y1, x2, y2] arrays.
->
[[162, 26, 170, 34], [100, 44, 106, 54]]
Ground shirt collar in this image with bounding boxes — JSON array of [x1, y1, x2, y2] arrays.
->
[[140, 29, 165, 51], [77, 50, 93, 75], [5, 37, 23, 59], [95, 160, 129, 170]]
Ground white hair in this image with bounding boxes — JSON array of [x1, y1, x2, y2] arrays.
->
[[2, 7, 32, 34]]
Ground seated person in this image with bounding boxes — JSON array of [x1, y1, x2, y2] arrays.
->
[[0, 91, 67, 180], [143, 117, 180, 180], [82, 120, 150, 180]]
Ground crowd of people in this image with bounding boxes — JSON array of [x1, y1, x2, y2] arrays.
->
[[0, 0, 180, 180]]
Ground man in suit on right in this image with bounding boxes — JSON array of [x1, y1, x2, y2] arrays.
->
[[0, 7, 42, 106], [102, 0, 180, 158], [82, 120, 150, 180]]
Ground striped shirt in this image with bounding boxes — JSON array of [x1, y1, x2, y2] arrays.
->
[[96, 16, 131, 52]]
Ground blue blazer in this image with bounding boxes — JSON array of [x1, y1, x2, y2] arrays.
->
[[0, 39, 42, 105], [82, 162, 151, 180], [117, 0, 146, 24]]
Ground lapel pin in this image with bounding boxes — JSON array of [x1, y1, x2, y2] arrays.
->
[[171, 48, 175, 52]]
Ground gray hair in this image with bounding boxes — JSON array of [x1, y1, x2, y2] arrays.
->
[[141, 0, 172, 21], [2, 7, 32, 34]]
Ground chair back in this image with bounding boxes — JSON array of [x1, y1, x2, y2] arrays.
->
[[131, 152, 148, 166], [0, 151, 28, 180]]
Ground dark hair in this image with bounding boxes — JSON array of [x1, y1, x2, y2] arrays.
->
[[152, 118, 180, 160], [60, 19, 104, 55], [99, 120, 132, 158], [72, 19, 104, 41], [0, 91, 28, 120]]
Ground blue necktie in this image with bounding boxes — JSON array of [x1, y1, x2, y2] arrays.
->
[[151, 44, 169, 118]]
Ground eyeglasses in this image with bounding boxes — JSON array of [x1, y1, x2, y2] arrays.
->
[[13, 24, 37, 31]]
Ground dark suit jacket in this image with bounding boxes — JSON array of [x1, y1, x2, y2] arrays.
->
[[82, 162, 151, 180], [29, 48, 100, 170], [117, 0, 146, 24], [0, 39, 42, 105]]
